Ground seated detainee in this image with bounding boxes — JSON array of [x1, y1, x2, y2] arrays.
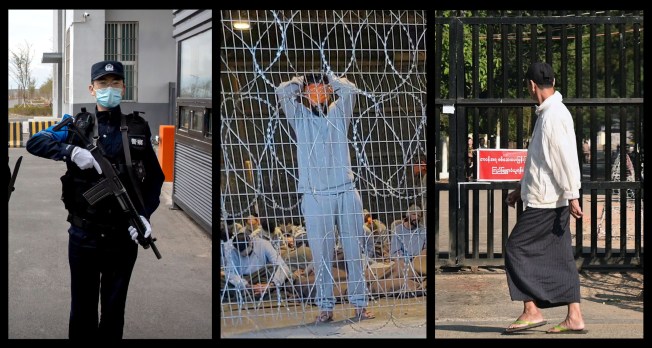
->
[[362, 209, 390, 260], [387, 204, 427, 286], [241, 214, 282, 250], [290, 245, 350, 302], [276, 222, 313, 273], [221, 232, 291, 300], [239, 213, 265, 238], [294, 241, 423, 300]]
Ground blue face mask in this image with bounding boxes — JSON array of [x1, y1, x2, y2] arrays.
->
[[95, 87, 122, 108]]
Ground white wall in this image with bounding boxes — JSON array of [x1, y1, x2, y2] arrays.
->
[[68, 9, 107, 110], [106, 10, 175, 104]]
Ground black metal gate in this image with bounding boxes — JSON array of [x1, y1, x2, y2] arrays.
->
[[433, 10, 644, 268]]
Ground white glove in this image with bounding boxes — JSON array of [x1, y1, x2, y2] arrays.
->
[[71, 146, 102, 174], [128, 215, 152, 244]]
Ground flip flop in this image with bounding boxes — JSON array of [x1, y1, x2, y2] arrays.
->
[[315, 311, 334, 324], [546, 325, 588, 334], [503, 320, 548, 333]]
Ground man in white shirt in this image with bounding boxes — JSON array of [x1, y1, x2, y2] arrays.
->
[[503, 62, 586, 335]]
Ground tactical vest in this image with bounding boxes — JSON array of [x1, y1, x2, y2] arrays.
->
[[60, 110, 150, 231]]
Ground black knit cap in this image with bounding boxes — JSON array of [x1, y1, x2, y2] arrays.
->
[[525, 62, 554, 86], [234, 233, 250, 252], [304, 71, 329, 85]]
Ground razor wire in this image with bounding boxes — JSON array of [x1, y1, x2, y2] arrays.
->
[[220, 10, 427, 336]]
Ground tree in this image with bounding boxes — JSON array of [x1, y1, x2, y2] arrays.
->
[[39, 77, 53, 101], [9, 41, 34, 106], [435, 11, 643, 144], [28, 77, 37, 101]]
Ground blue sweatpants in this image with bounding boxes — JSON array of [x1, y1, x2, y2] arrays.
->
[[302, 189, 368, 310]]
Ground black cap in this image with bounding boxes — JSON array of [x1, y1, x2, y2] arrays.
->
[[525, 62, 554, 86], [304, 71, 329, 85], [91, 60, 125, 81], [234, 233, 250, 252]]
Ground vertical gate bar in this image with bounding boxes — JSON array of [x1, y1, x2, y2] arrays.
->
[[604, 21, 613, 259], [430, 11, 441, 264], [545, 10, 552, 64], [516, 15, 525, 218], [530, 20, 537, 63], [435, 15, 443, 263], [560, 11, 568, 97], [455, 18, 467, 263], [487, 17, 499, 259], [560, 18, 586, 253], [501, 22, 508, 100], [487, 17, 495, 146], [516, 15, 523, 141], [574, 12, 583, 255], [589, 17, 597, 257], [488, 189, 495, 258], [472, 17, 481, 260], [618, 21, 627, 258], [591, 19, 613, 259], [472, 134, 480, 260], [633, 16, 642, 258], [435, 19, 443, 181], [500, 21, 509, 250], [463, 106, 470, 256], [447, 17, 460, 264]]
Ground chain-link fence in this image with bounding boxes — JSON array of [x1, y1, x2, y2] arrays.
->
[[220, 10, 427, 336]]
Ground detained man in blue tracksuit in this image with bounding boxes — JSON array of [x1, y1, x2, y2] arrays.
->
[[26, 60, 164, 339], [276, 72, 374, 323]]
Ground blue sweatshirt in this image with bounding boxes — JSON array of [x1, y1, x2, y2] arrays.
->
[[390, 223, 427, 260], [276, 76, 358, 194], [224, 237, 290, 289]]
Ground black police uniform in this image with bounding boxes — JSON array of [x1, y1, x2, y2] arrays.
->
[[26, 104, 164, 339]]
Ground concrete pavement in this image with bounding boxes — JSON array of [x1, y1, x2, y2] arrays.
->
[[435, 268, 643, 338], [8, 147, 212, 339]]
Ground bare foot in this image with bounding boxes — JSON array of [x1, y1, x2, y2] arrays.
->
[[506, 311, 545, 330], [354, 308, 375, 321], [315, 310, 333, 323], [546, 318, 585, 333]]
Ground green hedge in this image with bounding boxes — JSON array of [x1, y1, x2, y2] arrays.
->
[[9, 104, 53, 116]]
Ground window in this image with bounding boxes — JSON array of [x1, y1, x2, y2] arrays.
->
[[65, 28, 70, 103], [105, 22, 138, 101], [205, 108, 212, 139], [179, 29, 212, 99], [178, 106, 208, 132]]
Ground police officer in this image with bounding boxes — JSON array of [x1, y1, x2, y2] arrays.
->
[[26, 60, 165, 339]]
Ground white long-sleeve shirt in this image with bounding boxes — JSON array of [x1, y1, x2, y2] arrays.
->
[[520, 91, 581, 208]]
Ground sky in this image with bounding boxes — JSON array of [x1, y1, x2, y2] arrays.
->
[[8, 10, 54, 89]]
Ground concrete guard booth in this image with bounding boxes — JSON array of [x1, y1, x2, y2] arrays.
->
[[171, 10, 212, 234]]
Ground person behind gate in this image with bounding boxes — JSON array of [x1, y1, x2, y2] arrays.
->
[[276, 71, 375, 323]]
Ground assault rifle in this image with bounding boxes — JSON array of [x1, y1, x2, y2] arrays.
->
[[8, 156, 23, 202], [53, 109, 161, 259]]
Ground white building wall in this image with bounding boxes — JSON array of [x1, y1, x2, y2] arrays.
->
[[106, 10, 175, 104], [67, 10, 107, 113], [56, 9, 175, 133]]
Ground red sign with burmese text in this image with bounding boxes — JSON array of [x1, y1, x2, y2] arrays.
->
[[477, 149, 528, 181]]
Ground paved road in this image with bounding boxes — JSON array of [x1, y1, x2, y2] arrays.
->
[[8, 148, 212, 339], [435, 269, 643, 339]]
